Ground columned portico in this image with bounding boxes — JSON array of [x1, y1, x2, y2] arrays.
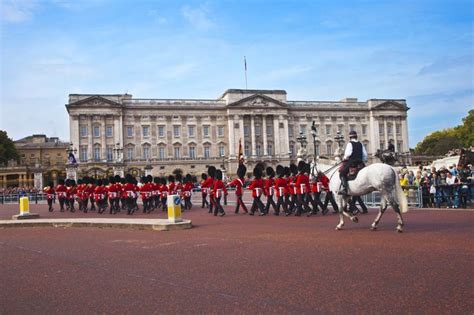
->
[[250, 116, 256, 156], [262, 115, 268, 156]]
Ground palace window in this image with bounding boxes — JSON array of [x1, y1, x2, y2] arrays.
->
[[396, 124, 401, 135], [288, 126, 294, 137], [106, 146, 113, 162], [379, 123, 384, 135], [126, 126, 133, 137], [106, 125, 113, 138], [268, 144, 273, 155], [266, 126, 273, 136], [387, 123, 393, 136], [203, 125, 210, 138], [218, 145, 225, 157], [174, 146, 181, 159], [380, 141, 385, 150], [127, 147, 134, 160], [158, 146, 166, 159], [289, 144, 295, 156], [315, 143, 320, 157], [244, 144, 250, 156], [173, 125, 180, 138], [326, 143, 332, 155], [325, 125, 331, 136], [188, 126, 195, 137], [362, 125, 367, 136], [256, 145, 261, 156], [255, 126, 261, 136], [204, 146, 210, 158], [244, 126, 249, 137], [142, 126, 149, 138], [300, 125, 307, 135], [93, 125, 100, 137], [80, 146, 88, 162], [397, 141, 403, 152], [158, 126, 165, 138], [189, 146, 196, 159], [143, 146, 150, 160], [93, 145, 101, 161], [218, 126, 225, 137], [349, 125, 355, 132], [79, 125, 88, 137]]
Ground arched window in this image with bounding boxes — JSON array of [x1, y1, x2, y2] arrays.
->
[[93, 144, 101, 161]]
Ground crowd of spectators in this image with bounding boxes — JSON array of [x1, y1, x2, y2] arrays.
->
[[398, 164, 474, 208], [0, 186, 39, 196]]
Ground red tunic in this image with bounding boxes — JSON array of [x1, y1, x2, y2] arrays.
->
[[160, 185, 169, 199], [319, 174, 330, 191], [229, 177, 245, 196], [43, 186, 55, 200], [201, 178, 214, 195], [295, 174, 310, 195], [123, 183, 137, 198], [274, 177, 287, 198], [94, 185, 106, 201], [56, 184, 67, 199], [249, 178, 265, 198], [212, 180, 227, 198], [183, 182, 193, 198], [264, 177, 275, 196]]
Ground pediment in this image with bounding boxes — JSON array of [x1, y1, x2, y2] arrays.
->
[[372, 101, 408, 111], [68, 96, 122, 108], [227, 94, 288, 109]]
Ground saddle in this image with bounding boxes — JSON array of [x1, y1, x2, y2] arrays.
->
[[347, 162, 365, 181]]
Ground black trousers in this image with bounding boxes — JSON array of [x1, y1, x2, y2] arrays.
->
[[323, 191, 339, 212], [213, 197, 225, 215], [275, 195, 288, 214], [250, 196, 265, 214], [264, 195, 277, 213], [235, 195, 248, 213]]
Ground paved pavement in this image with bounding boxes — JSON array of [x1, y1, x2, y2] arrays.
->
[[1, 204, 473, 314]]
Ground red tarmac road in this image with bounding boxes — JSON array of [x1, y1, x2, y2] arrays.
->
[[1, 204, 473, 314]]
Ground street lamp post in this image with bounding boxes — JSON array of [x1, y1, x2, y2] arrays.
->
[[113, 143, 123, 163], [65, 143, 78, 181], [334, 131, 345, 161], [113, 143, 124, 177]]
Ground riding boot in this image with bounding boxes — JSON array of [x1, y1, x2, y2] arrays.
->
[[339, 177, 349, 195]]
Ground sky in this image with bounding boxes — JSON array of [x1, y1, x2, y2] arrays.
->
[[0, 0, 473, 147]]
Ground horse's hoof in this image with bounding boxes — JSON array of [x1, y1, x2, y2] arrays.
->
[[370, 226, 377, 231], [397, 227, 403, 233], [351, 216, 359, 223], [335, 226, 343, 230]]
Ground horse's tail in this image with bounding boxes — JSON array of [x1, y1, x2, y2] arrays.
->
[[393, 168, 408, 213]]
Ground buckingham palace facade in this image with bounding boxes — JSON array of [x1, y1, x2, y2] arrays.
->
[[66, 89, 410, 178]]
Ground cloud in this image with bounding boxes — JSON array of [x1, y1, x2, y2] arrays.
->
[[181, 3, 214, 30], [1, 0, 39, 23], [418, 55, 473, 75]]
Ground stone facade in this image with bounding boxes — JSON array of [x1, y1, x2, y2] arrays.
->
[[0, 135, 68, 188], [66, 89, 410, 177]]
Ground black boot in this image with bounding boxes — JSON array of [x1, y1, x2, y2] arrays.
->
[[339, 177, 349, 195]]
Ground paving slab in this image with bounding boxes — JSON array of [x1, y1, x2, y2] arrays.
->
[[0, 218, 192, 231]]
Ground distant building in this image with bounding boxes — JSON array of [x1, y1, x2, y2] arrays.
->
[[66, 89, 410, 177], [0, 134, 68, 188]]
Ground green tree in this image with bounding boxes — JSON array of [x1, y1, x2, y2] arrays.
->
[[415, 110, 474, 155], [0, 130, 19, 165]]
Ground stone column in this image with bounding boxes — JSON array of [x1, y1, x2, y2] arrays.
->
[[383, 119, 388, 148], [273, 116, 280, 157], [119, 114, 123, 147], [101, 115, 106, 161], [393, 117, 398, 152], [401, 118, 409, 151], [283, 117, 290, 158], [368, 113, 377, 155], [239, 115, 245, 156], [70, 115, 79, 150], [33, 169, 43, 190], [262, 115, 268, 156], [228, 116, 235, 157], [87, 116, 93, 161], [66, 164, 78, 181], [250, 115, 256, 156]]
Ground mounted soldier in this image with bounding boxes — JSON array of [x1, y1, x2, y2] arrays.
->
[[339, 130, 368, 195]]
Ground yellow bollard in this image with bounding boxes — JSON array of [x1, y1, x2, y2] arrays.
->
[[19, 197, 30, 215], [167, 195, 182, 223]]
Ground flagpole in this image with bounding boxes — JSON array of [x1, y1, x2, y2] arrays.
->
[[244, 56, 248, 89]]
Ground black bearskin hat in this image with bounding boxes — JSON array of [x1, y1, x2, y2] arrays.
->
[[140, 176, 147, 184], [147, 175, 153, 183], [125, 174, 133, 184], [103, 178, 109, 186], [175, 173, 183, 182], [153, 177, 160, 184], [185, 174, 192, 182], [114, 175, 121, 183], [298, 161, 306, 173], [290, 163, 298, 176], [168, 175, 175, 183], [266, 166, 275, 178], [97, 179, 103, 186], [58, 179, 65, 185], [201, 173, 208, 180], [109, 176, 115, 184], [208, 166, 216, 179], [276, 165, 284, 177], [192, 176, 198, 183], [284, 166, 291, 177], [77, 179, 83, 185], [216, 169, 223, 181], [160, 177, 167, 185], [304, 162, 311, 174], [237, 164, 247, 178], [253, 165, 263, 179]]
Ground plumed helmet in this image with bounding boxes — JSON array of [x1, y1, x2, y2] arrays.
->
[[298, 161, 306, 173], [290, 163, 298, 176], [266, 166, 275, 177], [237, 164, 247, 178], [276, 165, 284, 177], [253, 165, 263, 179], [349, 130, 358, 139], [208, 166, 216, 178], [216, 169, 223, 180]]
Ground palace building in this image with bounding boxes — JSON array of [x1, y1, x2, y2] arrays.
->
[[66, 89, 410, 178]]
